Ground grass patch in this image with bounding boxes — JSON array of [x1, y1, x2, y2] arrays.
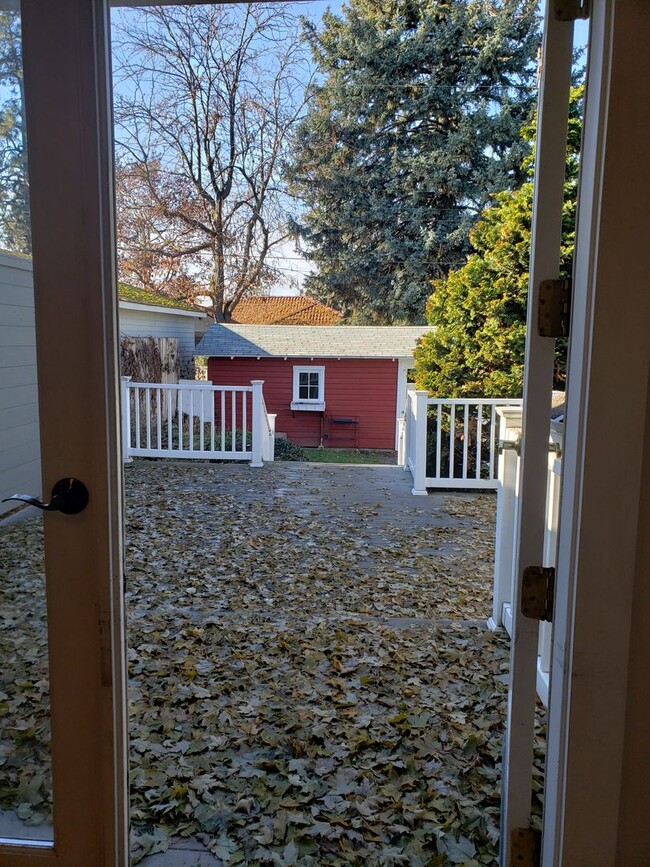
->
[[303, 447, 397, 465]]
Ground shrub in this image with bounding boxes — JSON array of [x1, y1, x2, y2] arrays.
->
[[274, 438, 307, 461]]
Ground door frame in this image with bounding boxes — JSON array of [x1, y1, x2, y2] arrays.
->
[[0, 1, 128, 864], [4, 0, 648, 864], [543, 0, 650, 862]]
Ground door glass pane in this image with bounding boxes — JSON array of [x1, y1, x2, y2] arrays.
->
[[0, 2, 53, 846]]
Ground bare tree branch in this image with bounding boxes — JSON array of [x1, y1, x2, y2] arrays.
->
[[112, 3, 312, 320]]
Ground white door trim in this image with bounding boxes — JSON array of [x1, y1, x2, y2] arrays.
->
[[543, 0, 650, 862]]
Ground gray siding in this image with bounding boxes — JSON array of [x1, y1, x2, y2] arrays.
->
[[119, 307, 200, 377], [0, 253, 41, 516]]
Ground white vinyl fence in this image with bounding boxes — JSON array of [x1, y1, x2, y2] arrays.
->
[[489, 406, 563, 706], [400, 390, 523, 494], [121, 377, 275, 466]]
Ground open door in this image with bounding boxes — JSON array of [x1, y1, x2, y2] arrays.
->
[[499, 2, 575, 864], [0, 1, 128, 865]]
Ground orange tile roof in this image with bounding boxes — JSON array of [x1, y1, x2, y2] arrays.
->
[[229, 296, 342, 326]]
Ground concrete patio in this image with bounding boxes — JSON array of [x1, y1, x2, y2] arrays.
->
[[0, 460, 530, 866]]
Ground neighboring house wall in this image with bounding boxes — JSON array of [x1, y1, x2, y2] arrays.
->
[[119, 306, 199, 378], [0, 253, 41, 516], [208, 356, 398, 449]]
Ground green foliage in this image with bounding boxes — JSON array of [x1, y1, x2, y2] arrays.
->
[[302, 447, 397, 464], [414, 86, 582, 397], [286, 0, 540, 323], [273, 437, 308, 461], [118, 283, 195, 311]]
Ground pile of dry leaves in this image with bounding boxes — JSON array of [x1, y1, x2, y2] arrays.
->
[[0, 461, 545, 865]]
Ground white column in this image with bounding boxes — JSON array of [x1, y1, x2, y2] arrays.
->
[[250, 380, 264, 468], [120, 376, 132, 464], [411, 390, 429, 496], [397, 414, 406, 467], [489, 407, 523, 631], [267, 414, 276, 462]]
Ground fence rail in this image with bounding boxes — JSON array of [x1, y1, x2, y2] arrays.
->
[[402, 390, 522, 493], [121, 378, 274, 465]]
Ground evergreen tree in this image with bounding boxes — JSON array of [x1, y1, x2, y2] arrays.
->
[[286, 0, 540, 323], [413, 87, 582, 396]]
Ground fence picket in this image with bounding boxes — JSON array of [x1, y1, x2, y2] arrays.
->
[[489, 404, 496, 479], [135, 387, 141, 449], [156, 389, 161, 451], [231, 391, 236, 450], [435, 404, 442, 479], [476, 405, 483, 480], [199, 388, 205, 452], [242, 391, 247, 451], [146, 388, 151, 450], [221, 391, 226, 453], [449, 405, 456, 480], [167, 389, 172, 453], [463, 404, 469, 480]]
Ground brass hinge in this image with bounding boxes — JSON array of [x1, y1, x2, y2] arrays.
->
[[538, 278, 572, 338], [554, 0, 589, 22], [511, 827, 541, 866], [521, 566, 555, 622]]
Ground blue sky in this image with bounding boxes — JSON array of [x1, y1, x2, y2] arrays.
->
[[109, 0, 588, 297]]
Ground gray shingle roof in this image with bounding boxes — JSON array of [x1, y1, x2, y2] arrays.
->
[[194, 324, 432, 359]]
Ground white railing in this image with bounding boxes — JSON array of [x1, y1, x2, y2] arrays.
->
[[121, 377, 275, 465], [489, 406, 563, 706], [403, 390, 523, 494]]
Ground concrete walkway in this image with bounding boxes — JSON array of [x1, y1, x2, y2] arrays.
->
[[127, 461, 499, 865], [0, 461, 504, 865]]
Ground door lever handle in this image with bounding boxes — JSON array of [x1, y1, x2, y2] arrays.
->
[[2, 478, 89, 515]]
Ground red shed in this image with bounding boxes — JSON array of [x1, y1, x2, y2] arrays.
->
[[195, 324, 431, 450]]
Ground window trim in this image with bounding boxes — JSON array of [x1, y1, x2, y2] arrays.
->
[[291, 365, 325, 410]]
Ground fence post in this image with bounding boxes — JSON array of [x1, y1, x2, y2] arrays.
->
[[120, 376, 132, 464], [489, 406, 523, 630], [250, 380, 264, 467], [397, 413, 406, 467], [267, 414, 277, 462], [411, 390, 429, 495]]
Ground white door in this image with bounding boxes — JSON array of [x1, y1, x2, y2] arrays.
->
[[499, 2, 576, 864], [0, 1, 128, 865]]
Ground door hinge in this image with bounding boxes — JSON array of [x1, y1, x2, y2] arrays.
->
[[511, 827, 541, 866], [521, 566, 555, 622], [554, 0, 589, 22], [538, 278, 572, 338]]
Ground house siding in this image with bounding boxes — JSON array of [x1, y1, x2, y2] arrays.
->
[[119, 308, 199, 377], [0, 253, 42, 515], [207, 356, 398, 449]]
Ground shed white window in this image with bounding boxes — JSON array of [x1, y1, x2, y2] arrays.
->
[[291, 365, 325, 411]]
